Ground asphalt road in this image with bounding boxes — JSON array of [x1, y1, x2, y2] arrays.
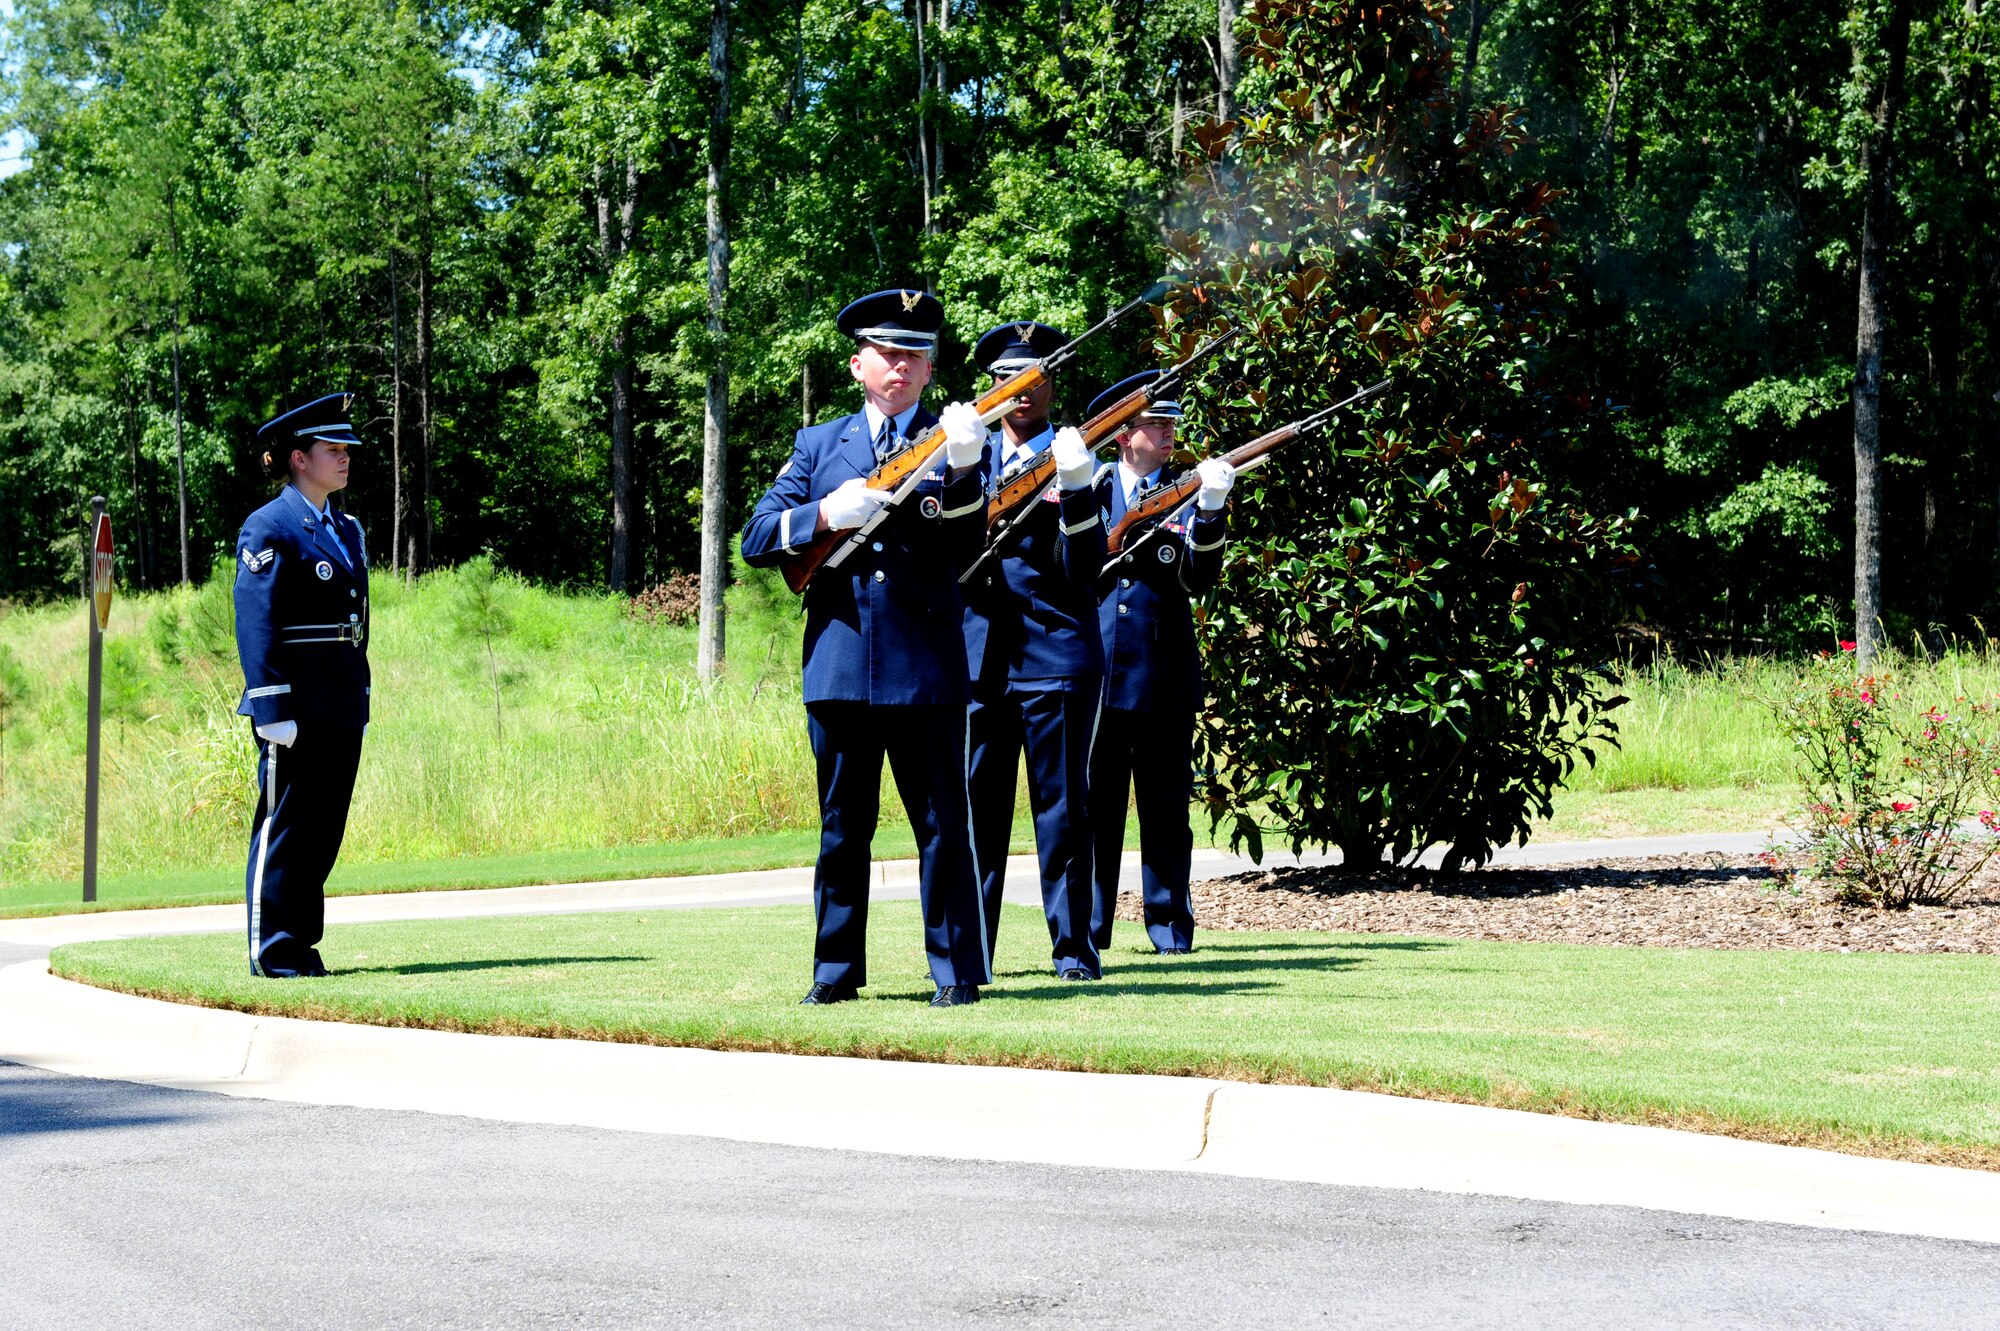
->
[[6, 1061, 1997, 1329]]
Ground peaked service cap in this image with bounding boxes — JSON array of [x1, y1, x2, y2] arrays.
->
[[973, 321, 1068, 377], [837, 289, 945, 352], [257, 392, 362, 447], [1086, 370, 1183, 423]]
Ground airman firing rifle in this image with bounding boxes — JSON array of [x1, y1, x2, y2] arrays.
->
[[779, 281, 1174, 595], [1101, 377, 1394, 577], [960, 326, 1238, 586]]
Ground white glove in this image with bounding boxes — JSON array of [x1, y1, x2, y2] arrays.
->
[[256, 720, 299, 748], [940, 401, 985, 469], [1052, 427, 1094, 492], [820, 477, 893, 530], [1196, 458, 1237, 511]]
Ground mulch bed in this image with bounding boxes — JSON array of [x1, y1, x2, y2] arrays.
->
[[1117, 853, 2000, 954]]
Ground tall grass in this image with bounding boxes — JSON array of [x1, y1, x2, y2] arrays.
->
[[11, 560, 2000, 885], [1565, 647, 2000, 797], [0, 559, 817, 883]]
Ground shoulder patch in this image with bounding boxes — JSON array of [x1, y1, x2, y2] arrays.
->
[[241, 547, 276, 573]]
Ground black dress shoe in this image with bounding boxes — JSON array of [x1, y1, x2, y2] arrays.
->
[[301, 964, 331, 977], [930, 984, 980, 1007], [800, 982, 858, 1005], [1156, 947, 1190, 956], [1058, 967, 1098, 981]]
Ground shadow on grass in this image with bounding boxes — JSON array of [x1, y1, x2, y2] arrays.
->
[[998, 978, 1289, 999], [1161, 938, 1450, 955], [340, 954, 648, 977], [1214, 861, 1776, 901]]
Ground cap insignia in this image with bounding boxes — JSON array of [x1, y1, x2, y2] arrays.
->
[[899, 289, 921, 312]]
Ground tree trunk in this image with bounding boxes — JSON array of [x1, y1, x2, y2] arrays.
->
[[1217, 0, 1240, 120], [166, 184, 189, 586], [126, 389, 147, 590], [934, 0, 947, 196], [417, 218, 435, 575], [699, 0, 733, 681], [1171, 68, 1185, 160], [1459, 0, 1504, 117], [915, 0, 931, 237], [1851, 0, 1911, 667], [389, 243, 404, 576], [1058, 0, 1073, 85], [601, 159, 640, 593]]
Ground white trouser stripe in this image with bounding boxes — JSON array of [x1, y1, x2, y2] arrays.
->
[[965, 702, 991, 971], [1086, 691, 1106, 896], [248, 741, 278, 975]]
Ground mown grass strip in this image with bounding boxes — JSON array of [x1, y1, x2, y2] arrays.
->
[[51, 902, 2000, 1170]]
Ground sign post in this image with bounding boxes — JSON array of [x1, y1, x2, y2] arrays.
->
[[83, 496, 113, 904]]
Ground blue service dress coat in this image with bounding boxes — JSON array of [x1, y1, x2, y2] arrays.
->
[[233, 484, 370, 978], [740, 407, 992, 991], [1096, 464, 1226, 714], [741, 407, 983, 705], [1089, 463, 1227, 954], [961, 430, 1107, 690], [960, 429, 1107, 976]]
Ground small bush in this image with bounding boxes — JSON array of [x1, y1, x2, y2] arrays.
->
[[450, 555, 515, 740], [149, 559, 237, 667], [627, 573, 701, 628], [1766, 646, 2000, 908]]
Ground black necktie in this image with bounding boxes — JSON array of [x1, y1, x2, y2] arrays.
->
[[874, 416, 897, 464]]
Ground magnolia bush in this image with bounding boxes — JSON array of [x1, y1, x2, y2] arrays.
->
[[1161, 0, 1645, 870]]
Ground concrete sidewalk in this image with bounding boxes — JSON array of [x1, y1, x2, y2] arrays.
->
[[3, 954, 1996, 1246], [0, 830, 1773, 949]]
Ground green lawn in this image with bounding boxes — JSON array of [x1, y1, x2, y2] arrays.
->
[[52, 902, 2000, 1169]]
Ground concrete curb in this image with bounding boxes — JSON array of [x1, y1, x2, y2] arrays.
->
[[6, 958, 1997, 1245]]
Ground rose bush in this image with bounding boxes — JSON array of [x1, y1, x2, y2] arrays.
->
[[1767, 645, 2000, 907]]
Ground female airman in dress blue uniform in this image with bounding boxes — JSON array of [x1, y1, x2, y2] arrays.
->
[[234, 393, 371, 978], [1085, 372, 1235, 955]]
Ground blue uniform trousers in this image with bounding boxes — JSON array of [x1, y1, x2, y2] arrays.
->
[[1088, 704, 1196, 952], [245, 723, 363, 976], [968, 683, 1100, 977], [806, 702, 989, 990]]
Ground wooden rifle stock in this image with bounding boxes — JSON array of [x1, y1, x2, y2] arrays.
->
[[776, 366, 1050, 594], [1102, 377, 1392, 565]]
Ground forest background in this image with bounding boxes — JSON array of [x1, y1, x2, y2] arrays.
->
[[0, 0, 1996, 657]]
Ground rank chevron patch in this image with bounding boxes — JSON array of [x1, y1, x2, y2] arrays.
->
[[241, 547, 275, 573]]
